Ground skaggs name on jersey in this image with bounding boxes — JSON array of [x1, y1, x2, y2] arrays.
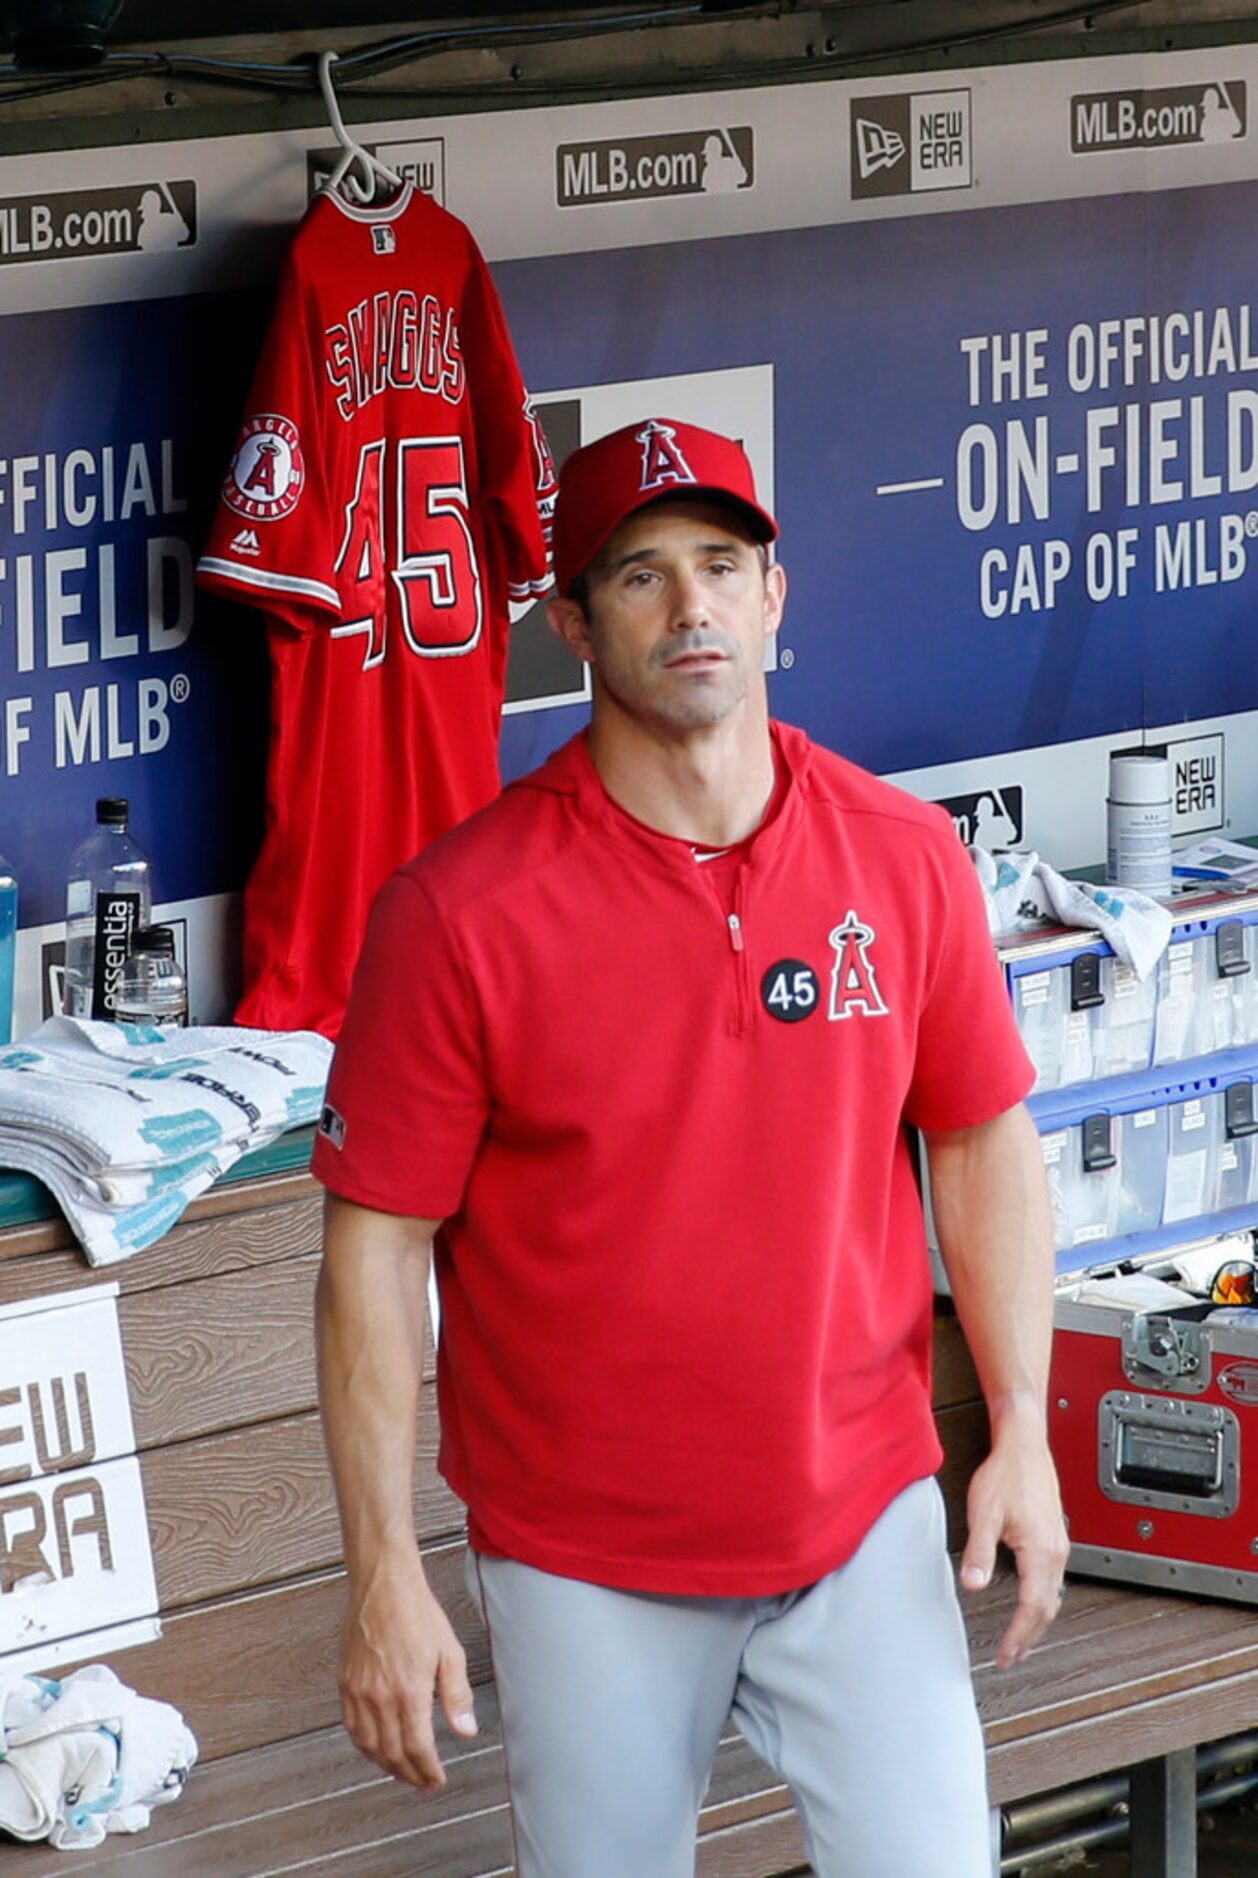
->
[[325, 292, 465, 421]]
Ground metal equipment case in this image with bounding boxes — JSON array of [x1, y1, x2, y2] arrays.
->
[[1049, 1236, 1258, 1603], [1002, 886, 1258, 1601]]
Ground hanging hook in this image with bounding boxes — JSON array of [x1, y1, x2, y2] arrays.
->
[[316, 51, 402, 206]]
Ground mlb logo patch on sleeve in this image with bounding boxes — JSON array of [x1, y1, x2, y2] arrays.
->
[[319, 1103, 347, 1150]]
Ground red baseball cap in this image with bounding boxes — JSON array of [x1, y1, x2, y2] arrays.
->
[[552, 417, 778, 595]]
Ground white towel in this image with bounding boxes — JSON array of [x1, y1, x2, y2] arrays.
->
[[970, 846, 1173, 981], [0, 1018, 332, 1264], [0, 1665, 196, 1849]]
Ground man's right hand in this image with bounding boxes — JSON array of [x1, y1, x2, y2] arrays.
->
[[339, 1548, 478, 1791]]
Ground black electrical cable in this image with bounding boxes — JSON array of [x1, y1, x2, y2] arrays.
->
[[285, 0, 1169, 100], [0, 0, 1169, 110], [0, 3, 707, 88]]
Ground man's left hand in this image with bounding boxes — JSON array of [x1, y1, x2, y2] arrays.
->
[[958, 1394, 1070, 1669]]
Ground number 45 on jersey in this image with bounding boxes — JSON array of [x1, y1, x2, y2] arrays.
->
[[332, 435, 482, 668]]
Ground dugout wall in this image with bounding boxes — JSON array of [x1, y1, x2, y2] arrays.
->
[[0, 9, 1257, 1033]]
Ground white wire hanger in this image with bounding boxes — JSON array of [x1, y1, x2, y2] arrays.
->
[[316, 51, 403, 206]]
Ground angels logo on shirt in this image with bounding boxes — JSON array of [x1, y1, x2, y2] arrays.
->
[[222, 413, 306, 521], [827, 910, 889, 1020]]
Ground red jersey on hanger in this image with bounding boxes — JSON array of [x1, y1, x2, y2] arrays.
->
[[197, 180, 555, 1039]]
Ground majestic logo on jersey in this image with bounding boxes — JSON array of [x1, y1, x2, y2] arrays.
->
[[223, 414, 305, 521], [637, 420, 697, 493], [827, 910, 889, 1021], [230, 527, 262, 556]]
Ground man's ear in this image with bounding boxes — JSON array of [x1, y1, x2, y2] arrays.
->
[[763, 559, 787, 639], [547, 595, 595, 664]]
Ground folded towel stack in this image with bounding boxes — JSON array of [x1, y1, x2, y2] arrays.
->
[[0, 1017, 332, 1265], [0, 1664, 197, 1850]]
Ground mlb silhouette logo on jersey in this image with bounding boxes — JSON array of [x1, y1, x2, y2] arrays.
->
[[222, 413, 306, 521]]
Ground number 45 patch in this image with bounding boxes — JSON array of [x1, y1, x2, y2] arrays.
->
[[761, 959, 820, 1024]]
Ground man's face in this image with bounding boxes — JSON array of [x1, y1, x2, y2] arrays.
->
[[549, 499, 785, 734]]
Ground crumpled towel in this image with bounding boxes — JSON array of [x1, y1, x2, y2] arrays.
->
[[970, 845, 1173, 980], [0, 1017, 331, 1265], [0, 1664, 197, 1850]]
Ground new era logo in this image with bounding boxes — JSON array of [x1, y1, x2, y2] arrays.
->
[[850, 91, 972, 199], [855, 119, 906, 181], [231, 527, 262, 555]]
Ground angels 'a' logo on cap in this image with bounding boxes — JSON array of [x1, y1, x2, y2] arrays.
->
[[636, 419, 697, 493]]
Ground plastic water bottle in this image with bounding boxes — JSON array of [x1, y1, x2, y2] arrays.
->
[[64, 798, 153, 1020], [0, 856, 16, 1045], [114, 925, 188, 1030]]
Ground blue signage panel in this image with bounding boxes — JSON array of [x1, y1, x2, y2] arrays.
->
[[0, 292, 268, 925], [5, 179, 1258, 926], [496, 178, 1258, 780]]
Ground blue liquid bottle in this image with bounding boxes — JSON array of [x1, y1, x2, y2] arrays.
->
[[0, 856, 16, 1044]]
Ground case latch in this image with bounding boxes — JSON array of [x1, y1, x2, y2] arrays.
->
[[1216, 918, 1252, 979], [1070, 951, 1105, 1011], [1225, 1080, 1258, 1140], [1081, 1112, 1116, 1173], [1121, 1312, 1210, 1391]]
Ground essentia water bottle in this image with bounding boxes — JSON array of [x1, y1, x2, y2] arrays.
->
[[64, 797, 153, 1020]]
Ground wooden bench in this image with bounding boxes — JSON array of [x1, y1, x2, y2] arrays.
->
[[3, 1160, 1257, 1875], [9, 1564, 1258, 1876]]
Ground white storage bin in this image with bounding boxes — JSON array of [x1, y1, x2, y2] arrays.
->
[[1012, 968, 1072, 1092], [1042, 1122, 1120, 1252], [1115, 1105, 1168, 1235], [1094, 957, 1158, 1078], [1154, 922, 1258, 1064], [1154, 937, 1211, 1064], [1163, 1092, 1221, 1224]]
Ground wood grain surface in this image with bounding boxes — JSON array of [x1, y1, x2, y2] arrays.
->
[[124, 1254, 322, 1446], [0, 1190, 322, 1303], [143, 1398, 462, 1608], [73, 1541, 487, 1765]]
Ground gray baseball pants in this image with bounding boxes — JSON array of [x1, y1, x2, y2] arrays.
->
[[470, 1475, 992, 1878]]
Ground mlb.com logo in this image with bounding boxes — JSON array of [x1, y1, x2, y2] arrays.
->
[[556, 127, 754, 207], [850, 90, 972, 199]]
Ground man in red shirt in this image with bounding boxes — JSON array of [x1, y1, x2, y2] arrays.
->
[[313, 418, 1068, 1875]]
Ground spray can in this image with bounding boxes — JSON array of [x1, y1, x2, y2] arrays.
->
[[1106, 748, 1172, 899]]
